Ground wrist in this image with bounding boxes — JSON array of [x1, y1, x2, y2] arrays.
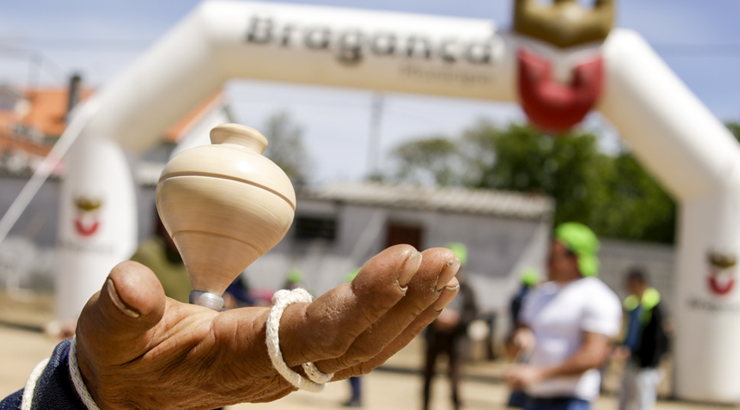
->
[[71, 337, 105, 410], [535, 365, 556, 381]]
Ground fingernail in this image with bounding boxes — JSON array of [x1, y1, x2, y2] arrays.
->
[[434, 278, 460, 311], [399, 251, 422, 287], [107, 279, 140, 318], [436, 258, 460, 291]]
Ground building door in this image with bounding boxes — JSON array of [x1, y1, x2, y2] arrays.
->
[[385, 222, 423, 249]]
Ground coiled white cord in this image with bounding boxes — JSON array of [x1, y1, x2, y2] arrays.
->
[[20, 337, 100, 410], [69, 337, 101, 410], [20, 358, 48, 410], [266, 288, 335, 392]]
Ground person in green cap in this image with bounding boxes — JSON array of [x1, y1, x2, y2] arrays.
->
[[505, 222, 622, 410], [616, 268, 668, 410], [282, 267, 305, 291]]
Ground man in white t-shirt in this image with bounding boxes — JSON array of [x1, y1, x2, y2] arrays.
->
[[506, 222, 622, 410]]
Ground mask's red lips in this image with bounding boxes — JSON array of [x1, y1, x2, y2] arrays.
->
[[708, 273, 735, 296], [517, 48, 604, 133]]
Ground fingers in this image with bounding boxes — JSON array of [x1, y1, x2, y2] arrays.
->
[[513, 328, 536, 352], [104, 261, 166, 325], [330, 280, 460, 380], [276, 244, 423, 366], [225, 245, 460, 394], [313, 248, 460, 374], [505, 367, 521, 389], [76, 261, 167, 365]]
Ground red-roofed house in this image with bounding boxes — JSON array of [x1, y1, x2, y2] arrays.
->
[[0, 78, 232, 176], [0, 78, 234, 294]]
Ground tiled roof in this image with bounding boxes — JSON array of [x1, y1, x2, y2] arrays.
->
[[299, 183, 554, 220], [21, 87, 94, 137], [0, 86, 224, 144], [0, 84, 228, 173], [163, 91, 225, 143], [0, 86, 95, 160]]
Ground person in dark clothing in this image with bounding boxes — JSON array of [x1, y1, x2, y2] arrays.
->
[[343, 268, 364, 408], [223, 275, 255, 308], [507, 268, 541, 408], [617, 268, 668, 410], [422, 243, 479, 410], [510, 269, 541, 329]]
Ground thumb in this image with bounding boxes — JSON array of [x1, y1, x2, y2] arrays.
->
[[77, 261, 166, 364]]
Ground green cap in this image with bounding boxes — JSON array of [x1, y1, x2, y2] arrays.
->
[[287, 267, 304, 284], [521, 268, 541, 287], [345, 267, 361, 283], [554, 222, 600, 277], [445, 242, 468, 266]]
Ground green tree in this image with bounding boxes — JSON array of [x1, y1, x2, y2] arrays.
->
[[262, 111, 311, 185], [387, 136, 461, 186], [593, 153, 676, 243], [726, 121, 740, 142], [386, 121, 678, 243], [463, 122, 610, 229]]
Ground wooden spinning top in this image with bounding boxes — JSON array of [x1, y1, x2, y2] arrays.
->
[[156, 124, 296, 310]]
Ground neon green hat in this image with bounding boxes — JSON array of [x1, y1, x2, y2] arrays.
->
[[521, 268, 541, 287], [445, 242, 468, 266], [345, 267, 361, 283], [287, 267, 304, 284], [554, 222, 600, 277]]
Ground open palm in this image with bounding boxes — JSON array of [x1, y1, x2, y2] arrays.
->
[[74, 245, 461, 410]]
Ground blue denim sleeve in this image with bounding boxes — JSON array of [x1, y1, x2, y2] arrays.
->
[[0, 339, 87, 410], [0, 390, 21, 410]]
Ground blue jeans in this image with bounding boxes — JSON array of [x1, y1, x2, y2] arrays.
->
[[525, 397, 591, 410]]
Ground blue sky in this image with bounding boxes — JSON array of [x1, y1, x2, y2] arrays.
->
[[2, 0, 740, 183]]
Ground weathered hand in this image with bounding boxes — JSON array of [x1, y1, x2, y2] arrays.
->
[[74, 245, 460, 410], [506, 364, 545, 390], [512, 328, 536, 353], [611, 346, 631, 361]]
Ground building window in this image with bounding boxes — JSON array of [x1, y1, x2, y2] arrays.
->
[[294, 215, 338, 241]]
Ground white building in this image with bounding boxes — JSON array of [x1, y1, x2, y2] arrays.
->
[[248, 182, 554, 324]]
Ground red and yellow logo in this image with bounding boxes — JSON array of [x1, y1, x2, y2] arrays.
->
[[74, 197, 102, 237], [707, 252, 737, 296]]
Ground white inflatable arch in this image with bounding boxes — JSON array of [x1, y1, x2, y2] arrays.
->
[[42, 0, 740, 403]]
